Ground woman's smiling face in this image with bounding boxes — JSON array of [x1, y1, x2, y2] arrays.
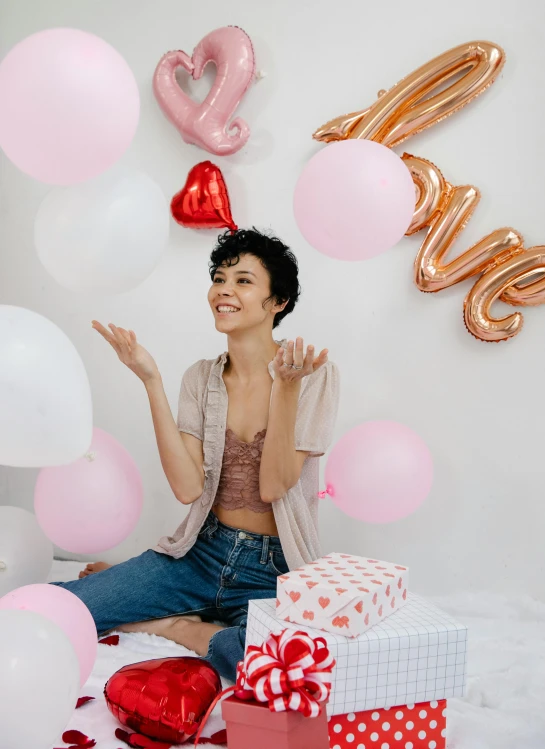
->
[[208, 253, 284, 333]]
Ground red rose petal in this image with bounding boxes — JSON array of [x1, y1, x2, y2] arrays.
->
[[99, 634, 120, 646], [197, 729, 228, 744], [76, 696, 96, 708], [63, 730, 93, 745], [115, 728, 172, 749]]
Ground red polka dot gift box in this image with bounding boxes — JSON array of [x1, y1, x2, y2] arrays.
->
[[328, 700, 447, 749], [276, 553, 410, 637], [246, 595, 467, 716]]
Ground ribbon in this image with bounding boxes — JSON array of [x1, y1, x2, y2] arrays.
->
[[318, 484, 335, 500], [193, 629, 335, 745]]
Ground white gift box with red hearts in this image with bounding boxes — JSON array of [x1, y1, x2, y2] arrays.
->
[[275, 552, 409, 637]]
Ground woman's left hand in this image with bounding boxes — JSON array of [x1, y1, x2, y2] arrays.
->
[[272, 337, 328, 383]]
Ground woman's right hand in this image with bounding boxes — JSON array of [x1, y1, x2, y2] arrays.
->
[[92, 321, 160, 383]]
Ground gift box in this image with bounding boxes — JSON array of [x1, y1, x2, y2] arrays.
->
[[328, 699, 447, 749], [276, 552, 409, 637], [247, 593, 467, 716], [222, 695, 330, 749]]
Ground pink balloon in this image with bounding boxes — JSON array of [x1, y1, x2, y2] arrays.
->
[[153, 26, 255, 156], [0, 583, 97, 686], [324, 421, 433, 523], [0, 29, 140, 185], [294, 140, 415, 261], [34, 427, 143, 553]]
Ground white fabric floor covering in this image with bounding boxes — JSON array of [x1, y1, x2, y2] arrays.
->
[[48, 560, 545, 749]]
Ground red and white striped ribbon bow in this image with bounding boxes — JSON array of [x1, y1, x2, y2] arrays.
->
[[234, 629, 335, 718], [193, 629, 335, 745]]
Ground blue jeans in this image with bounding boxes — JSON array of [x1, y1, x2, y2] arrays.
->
[[51, 512, 288, 682]]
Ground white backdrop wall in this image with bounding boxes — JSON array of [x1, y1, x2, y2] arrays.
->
[[1, 0, 544, 599]]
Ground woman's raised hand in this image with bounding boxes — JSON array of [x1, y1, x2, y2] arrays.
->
[[272, 337, 328, 383], [92, 321, 160, 383]]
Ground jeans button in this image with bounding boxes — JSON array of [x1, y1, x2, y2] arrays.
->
[[238, 531, 247, 540]]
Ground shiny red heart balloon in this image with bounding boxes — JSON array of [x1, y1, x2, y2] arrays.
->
[[104, 657, 222, 744], [171, 161, 237, 231]]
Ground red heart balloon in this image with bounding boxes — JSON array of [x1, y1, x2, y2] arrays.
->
[[171, 161, 237, 231], [104, 657, 222, 744]]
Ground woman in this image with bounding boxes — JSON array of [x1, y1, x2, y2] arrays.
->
[[53, 228, 339, 681]]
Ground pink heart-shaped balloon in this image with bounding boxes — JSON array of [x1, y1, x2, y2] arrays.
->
[[153, 26, 255, 156]]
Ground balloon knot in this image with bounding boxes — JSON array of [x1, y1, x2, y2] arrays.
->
[[0, 561, 7, 571], [84, 451, 97, 462]]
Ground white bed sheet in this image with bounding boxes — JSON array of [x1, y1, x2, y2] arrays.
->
[[47, 560, 545, 748]]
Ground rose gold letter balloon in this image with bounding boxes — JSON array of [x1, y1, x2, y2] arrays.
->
[[312, 41, 545, 342], [153, 26, 255, 156], [464, 247, 545, 341], [313, 41, 504, 147]]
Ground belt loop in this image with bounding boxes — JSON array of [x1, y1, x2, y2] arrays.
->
[[260, 534, 270, 565]]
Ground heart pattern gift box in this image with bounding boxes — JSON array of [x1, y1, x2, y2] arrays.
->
[[276, 553, 409, 637]]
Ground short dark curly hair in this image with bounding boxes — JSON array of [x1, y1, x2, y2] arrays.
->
[[209, 228, 301, 329]]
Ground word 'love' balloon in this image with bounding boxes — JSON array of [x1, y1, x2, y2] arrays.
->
[[314, 40, 545, 342]]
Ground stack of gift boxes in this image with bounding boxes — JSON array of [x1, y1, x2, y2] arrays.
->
[[238, 552, 467, 749]]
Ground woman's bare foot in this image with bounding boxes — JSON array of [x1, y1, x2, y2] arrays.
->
[[79, 562, 113, 579]]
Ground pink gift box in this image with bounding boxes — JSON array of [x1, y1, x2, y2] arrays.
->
[[276, 552, 409, 637], [221, 696, 330, 749]]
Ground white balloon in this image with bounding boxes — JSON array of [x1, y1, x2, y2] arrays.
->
[[0, 306, 92, 466], [0, 609, 80, 749], [0, 507, 53, 596], [35, 169, 170, 293]]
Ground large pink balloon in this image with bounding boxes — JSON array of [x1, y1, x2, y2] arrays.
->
[[0, 583, 97, 686], [324, 421, 433, 523], [0, 29, 140, 185], [294, 140, 415, 261], [34, 427, 143, 553]]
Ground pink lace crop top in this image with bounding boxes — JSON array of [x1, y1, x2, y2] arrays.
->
[[213, 428, 272, 513]]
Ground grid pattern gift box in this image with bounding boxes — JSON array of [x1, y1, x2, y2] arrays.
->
[[276, 553, 409, 637], [246, 594, 467, 716]]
